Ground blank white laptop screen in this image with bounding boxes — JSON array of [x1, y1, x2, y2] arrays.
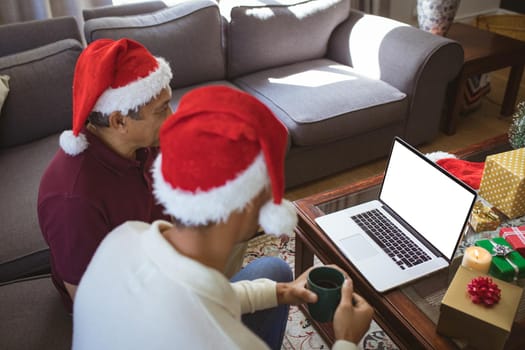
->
[[380, 140, 477, 260]]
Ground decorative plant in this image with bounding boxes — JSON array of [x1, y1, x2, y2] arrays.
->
[[509, 101, 525, 149]]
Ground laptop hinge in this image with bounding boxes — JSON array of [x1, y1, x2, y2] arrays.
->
[[380, 205, 443, 258]]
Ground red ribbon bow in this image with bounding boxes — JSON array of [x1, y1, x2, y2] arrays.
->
[[466, 276, 501, 307]]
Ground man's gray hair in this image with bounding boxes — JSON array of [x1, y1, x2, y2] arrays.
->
[[87, 108, 142, 127]]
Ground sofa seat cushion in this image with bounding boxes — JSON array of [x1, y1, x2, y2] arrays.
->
[[234, 59, 407, 146], [84, 0, 225, 90], [0, 39, 82, 148], [0, 275, 71, 349], [0, 134, 60, 282]]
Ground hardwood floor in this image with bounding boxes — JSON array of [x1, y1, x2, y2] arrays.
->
[[286, 68, 525, 200]]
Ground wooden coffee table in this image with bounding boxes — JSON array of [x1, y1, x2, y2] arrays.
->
[[442, 23, 525, 135], [293, 134, 525, 349]]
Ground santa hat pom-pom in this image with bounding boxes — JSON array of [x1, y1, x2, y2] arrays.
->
[[259, 199, 298, 236], [425, 151, 457, 162], [59, 130, 88, 156]]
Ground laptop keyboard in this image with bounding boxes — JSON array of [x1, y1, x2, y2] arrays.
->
[[350, 209, 431, 270]]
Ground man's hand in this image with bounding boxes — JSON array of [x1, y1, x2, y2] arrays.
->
[[276, 266, 317, 305], [275, 265, 347, 305], [333, 278, 374, 344]]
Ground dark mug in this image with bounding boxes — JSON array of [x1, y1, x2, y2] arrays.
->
[[307, 266, 345, 322]]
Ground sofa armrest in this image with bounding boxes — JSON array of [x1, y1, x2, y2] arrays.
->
[[327, 10, 463, 144]]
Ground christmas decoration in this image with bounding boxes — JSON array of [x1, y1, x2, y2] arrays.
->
[[478, 147, 525, 219], [437, 266, 523, 350], [476, 238, 525, 282], [152, 86, 297, 236], [467, 276, 501, 306], [469, 200, 501, 232], [60, 38, 172, 156], [508, 101, 525, 149]]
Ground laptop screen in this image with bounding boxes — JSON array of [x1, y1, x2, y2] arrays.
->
[[379, 138, 477, 260]]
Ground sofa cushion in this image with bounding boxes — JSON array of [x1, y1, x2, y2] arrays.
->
[[0, 134, 59, 282], [0, 275, 71, 349], [0, 39, 82, 148], [234, 59, 407, 146], [0, 17, 82, 57], [224, 0, 351, 78], [84, 0, 225, 89]]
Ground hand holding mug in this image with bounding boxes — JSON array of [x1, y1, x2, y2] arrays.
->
[[306, 266, 346, 322], [333, 278, 374, 344]]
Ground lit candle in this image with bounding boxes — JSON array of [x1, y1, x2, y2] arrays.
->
[[462, 246, 492, 274]]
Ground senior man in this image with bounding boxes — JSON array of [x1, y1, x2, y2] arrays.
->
[[37, 38, 174, 313]]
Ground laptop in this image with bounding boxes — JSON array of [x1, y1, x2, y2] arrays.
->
[[315, 137, 477, 292]]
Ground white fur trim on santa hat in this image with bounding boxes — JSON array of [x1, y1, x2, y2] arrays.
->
[[59, 130, 88, 156], [152, 152, 271, 226], [259, 199, 298, 236], [93, 57, 172, 115], [425, 151, 457, 162]]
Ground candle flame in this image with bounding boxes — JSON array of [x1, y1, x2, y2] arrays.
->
[[474, 249, 479, 260]]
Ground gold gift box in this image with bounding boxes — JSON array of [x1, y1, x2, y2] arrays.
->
[[479, 148, 525, 219], [437, 266, 523, 350], [469, 200, 501, 232]]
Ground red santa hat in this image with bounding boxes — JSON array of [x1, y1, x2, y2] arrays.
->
[[152, 86, 297, 235], [59, 38, 172, 156], [426, 151, 485, 189]]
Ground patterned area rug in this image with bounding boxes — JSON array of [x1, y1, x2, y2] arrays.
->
[[243, 234, 399, 350]]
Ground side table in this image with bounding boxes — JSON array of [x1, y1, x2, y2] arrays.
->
[[442, 22, 525, 135]]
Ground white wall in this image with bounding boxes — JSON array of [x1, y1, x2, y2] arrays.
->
[[389, 0, 501, 25]]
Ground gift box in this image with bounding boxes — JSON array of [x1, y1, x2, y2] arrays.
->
[[478, 147, 525, 219], [469, 200, 501, 232], [499, 226, 525, 257], [475, 237, 525, 282], [437, 266, 523, 350]]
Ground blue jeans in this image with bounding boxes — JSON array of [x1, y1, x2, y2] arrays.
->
[[231, 257, 292, 350]]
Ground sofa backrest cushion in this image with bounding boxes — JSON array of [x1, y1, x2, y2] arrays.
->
[[84, 0, 225, 89], [0, 39, 82, 148], [82, 0, 167, 21], [224, 0, 350, 78], [0, 17, 82, 57]]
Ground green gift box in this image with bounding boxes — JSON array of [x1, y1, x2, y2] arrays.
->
[[475, 237, 525, 282]]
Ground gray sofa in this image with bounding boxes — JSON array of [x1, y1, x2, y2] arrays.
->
[[84, 0, 463, 187], [0, 0, 462, 348]]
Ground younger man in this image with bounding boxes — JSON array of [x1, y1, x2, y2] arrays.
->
[[73, 86, 373, 349]]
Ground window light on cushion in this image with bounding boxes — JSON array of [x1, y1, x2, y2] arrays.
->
[[0, 75, 9, 114]]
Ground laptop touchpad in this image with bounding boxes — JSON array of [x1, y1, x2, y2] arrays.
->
[[340, 235, 379, 261]]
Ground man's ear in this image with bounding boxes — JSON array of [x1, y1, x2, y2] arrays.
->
[[107, 111, 127, 133]]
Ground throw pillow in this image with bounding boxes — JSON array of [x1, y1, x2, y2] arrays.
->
[[0, 74, 9, 114]]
